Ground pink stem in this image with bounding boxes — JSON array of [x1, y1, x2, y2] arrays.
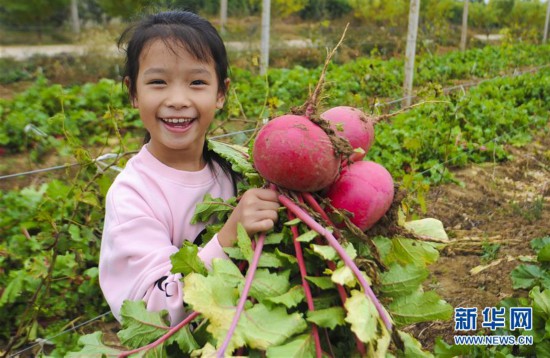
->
[[216, 232, 266, 358], [118, 311, 200, 358], [302, 193, 367, 355], [279, 194, 392, 332], [288, 209, 323, 358]]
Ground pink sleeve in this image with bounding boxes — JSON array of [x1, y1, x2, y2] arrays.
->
[[99, 194, 230, 326], [198, 233, 229, 269], [99, 213, 187, 326]]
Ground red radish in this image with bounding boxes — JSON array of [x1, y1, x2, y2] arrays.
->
[[252, 114, 340, 192], [321, 106, 375, 161], [325, 161, 394, 230]]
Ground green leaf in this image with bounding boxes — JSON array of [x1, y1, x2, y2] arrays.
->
[[403, 218, 449, 243], [274, 248, 298, 265], [265, 285, 305, 308], [285, 218, 302, 226], [311, 244, 337, 261], [380, 263, 429, 298], [511, 264, 546, 289], [344, 290, 379, 343], [397, 331, 434, 358], [116, 301, 199, 354], [247, 269, 290, 301], [171, 241, 207, 276], [266, 334, 316, 358], [208, 140, 254, 174], [183, 266, 307, 353], [65, 332, 122, 357], [117, 300, 169, 347], [264, 232, 285, 245], [241, 304, 309, 350], [311, 242, 356, 262], [530, 236, 550, 253], [0, 270, 29, 307], [433, 337, 476, 357], [529, 286, 550, 318], [306, 307, 346, 329], [305, 276, 336, 290], [331, 265, 356, 287], [191, 194, 236, 224], [389, 290, 453, 326], [385, 238, 440, 267], [237, 223, 254, 263], [211, 258, 245, 287], [537, 243, 550, 262], [296, 230, 319, 243], [75, 188, 100, 207], [258, 251, 284, 268]]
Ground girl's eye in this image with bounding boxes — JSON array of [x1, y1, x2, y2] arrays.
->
[[148, 80, 165, 85], [191, 80, 206, 86]]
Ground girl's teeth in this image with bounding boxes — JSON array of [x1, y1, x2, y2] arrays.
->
[[163, 118, 193, 123]]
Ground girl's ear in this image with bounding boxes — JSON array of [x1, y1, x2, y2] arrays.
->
[[216, 78, 231, 109], [124, 77, 138, 108]]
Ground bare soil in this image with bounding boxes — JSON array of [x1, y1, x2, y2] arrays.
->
[[405, 129, 550, 350]]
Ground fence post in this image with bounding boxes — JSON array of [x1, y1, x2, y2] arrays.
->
[[260, 0, 271, 75], [460, 0, 469, 51], [220, 0, 228, 36], [403, 0, 421, 107], [70, 0, 80, 35], [544, 0, 550, 43]]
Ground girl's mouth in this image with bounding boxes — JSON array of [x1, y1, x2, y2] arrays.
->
[[159, 117, 195, 132]]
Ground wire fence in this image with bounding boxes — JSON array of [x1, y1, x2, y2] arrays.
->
[[2, 61, 549, 358], [1, 62, 548, 183]]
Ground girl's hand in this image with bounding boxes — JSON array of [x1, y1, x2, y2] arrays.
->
[[218, 188, 280, 247]]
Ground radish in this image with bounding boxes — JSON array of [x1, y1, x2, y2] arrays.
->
[[321, 106, 375, 161], [325, 161, 394, 231], [252, 114, 340, 192]]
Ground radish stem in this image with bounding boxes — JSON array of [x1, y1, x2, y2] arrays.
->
[[216, 232, 266, 357], [288, 209, 323, 358], [279, 194, 392, 332], [118, 311, 200, 357], [302, 193, 367, 355]]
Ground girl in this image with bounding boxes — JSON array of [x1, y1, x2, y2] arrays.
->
[[98, 10, 280, 326]]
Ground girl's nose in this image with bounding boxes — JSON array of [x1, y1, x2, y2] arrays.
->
[[165, 87, 191, 108]]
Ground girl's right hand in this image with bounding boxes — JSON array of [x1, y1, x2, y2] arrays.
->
[[217, 188, 280, 247]]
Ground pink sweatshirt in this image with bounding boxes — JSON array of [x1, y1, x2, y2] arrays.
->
[[99, 145, 235, 325]]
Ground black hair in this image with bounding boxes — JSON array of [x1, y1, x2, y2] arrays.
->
[[118, 10, 240, 190]]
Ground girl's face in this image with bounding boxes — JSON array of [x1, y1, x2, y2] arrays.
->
[[131, 38, 227, 170]]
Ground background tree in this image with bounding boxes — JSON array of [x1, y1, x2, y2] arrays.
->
[[95, 0, 150, 19], [0, 0, 69, 40], [469, 1, 497, 35]]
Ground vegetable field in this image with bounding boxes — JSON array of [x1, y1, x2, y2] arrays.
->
[[1, 40, 549, 357]]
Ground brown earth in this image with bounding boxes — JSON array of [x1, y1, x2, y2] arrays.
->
[[405, 129, 550, 350]]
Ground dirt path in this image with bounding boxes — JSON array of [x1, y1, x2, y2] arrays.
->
[[0, 39, 314, 60]]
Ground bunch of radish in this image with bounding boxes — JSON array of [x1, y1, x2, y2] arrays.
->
[[252, 105, 393, 230], [215, 27, 398, 357]]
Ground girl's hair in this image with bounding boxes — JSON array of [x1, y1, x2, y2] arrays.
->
[[118, 10, 240, 190]]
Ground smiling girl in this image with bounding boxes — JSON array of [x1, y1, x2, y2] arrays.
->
[[98, 10, 280, 326]]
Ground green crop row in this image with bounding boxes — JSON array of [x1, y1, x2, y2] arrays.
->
[[1, 43, 549, 157]]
